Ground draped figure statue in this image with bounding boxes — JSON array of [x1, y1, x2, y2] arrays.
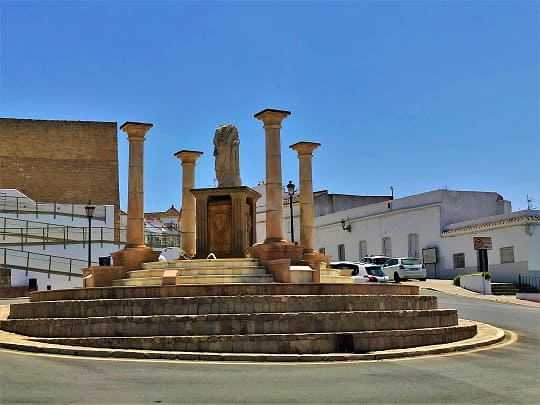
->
[[213, 124, 242, 187]]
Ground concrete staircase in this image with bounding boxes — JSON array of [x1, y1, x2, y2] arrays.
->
[[0, 284, 477, 356], [112, 258, 274, 286], [491, 282, 519, 296]]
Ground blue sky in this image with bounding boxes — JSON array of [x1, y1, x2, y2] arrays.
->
[[1, 0, 538, 212]]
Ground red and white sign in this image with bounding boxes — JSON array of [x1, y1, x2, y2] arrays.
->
[[473, 237, 492, 250]]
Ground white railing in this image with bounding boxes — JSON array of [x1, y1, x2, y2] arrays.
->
[[0, 193, 107, 221], [0, 217, 180, 249], [0, 248, 88, 279]]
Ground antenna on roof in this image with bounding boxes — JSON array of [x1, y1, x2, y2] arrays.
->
[[390, 186, 394, 199], [527, 195, 536, 210]]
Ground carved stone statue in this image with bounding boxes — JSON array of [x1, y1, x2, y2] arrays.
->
[[213, 124, 241, 187]]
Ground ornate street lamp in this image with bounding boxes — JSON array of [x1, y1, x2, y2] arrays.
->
[[85, 200, 95, 267], [286, 181, 296, 243]]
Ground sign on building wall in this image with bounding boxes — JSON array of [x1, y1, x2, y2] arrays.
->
[[422, 247, 438, 264], [473, 237, 492, 250]]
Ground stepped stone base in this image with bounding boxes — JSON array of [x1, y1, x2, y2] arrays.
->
[[0, 283, 480, 360], [113, 258, 276, 287], [28, 283, 420, 302], [31, 324, 477, 354]]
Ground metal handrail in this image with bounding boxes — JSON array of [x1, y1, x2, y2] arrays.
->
[[0, 217, 181, 249], [0, 248, 88, 280], [518, 274, 540, 293], [0, 193, 107, 221]]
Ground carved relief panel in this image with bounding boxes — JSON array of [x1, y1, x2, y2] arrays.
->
[[208, 198, 232, 256]]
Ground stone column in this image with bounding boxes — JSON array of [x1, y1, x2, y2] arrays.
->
[[174, 150, 203, 257], [254, 109, 291, 243], [120, 122, 153, 248], [290, 142, 320, 253]]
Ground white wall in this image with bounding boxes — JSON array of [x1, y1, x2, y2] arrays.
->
[[460, 274, 491, 295], [314, 191, 538, 283], [253, 187, 537, 284], [440, 217, 537, 282], [1, 190, 122, 291], [10, 269, 83, 289], [254, 183, 300, 244], [527, 226, 540, 274], [315, 204, 441, 262]]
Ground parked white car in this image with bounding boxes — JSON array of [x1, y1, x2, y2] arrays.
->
[[383, 257, 427, 282], [329, 261, 390, 283], [360, 255, 390, 266]]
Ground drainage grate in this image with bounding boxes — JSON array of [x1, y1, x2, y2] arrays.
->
[[336, 333, 355, 352]]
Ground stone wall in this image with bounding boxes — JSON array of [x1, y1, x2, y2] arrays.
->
[[0, 118, 119, 209]]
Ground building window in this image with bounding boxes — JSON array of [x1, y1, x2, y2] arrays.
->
[[500, 246, 514, 264], [453, 253, 465, 269], [319, 247, 325, 255], [338, 244, 345, 261], [408, 233, 419, 258], [359, 240, 367, 260], [382, 237, 392, 257]]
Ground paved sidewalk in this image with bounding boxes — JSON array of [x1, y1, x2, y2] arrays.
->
[[403, 279, 540, 307]]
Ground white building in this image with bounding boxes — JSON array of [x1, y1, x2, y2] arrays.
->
[[315, 189, 539, 283], [0, 189, 180, 292], [0, 189, 119, 290], [254, 185, 539, 283], [253, 182, 391, 245]]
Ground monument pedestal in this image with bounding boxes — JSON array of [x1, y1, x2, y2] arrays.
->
[[110, 246, 160, 271], [250, 241, 304, 266], [191, 186, 260, 259]]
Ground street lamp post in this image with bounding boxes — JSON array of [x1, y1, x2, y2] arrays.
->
[[286, 181, 296, 244], [85, 200, 95, 267]]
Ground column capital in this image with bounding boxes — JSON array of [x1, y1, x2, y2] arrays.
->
[[254, 109, 291, 128], [120, 122, 153, 140], [174, 150, 203, 164], [290, 141, 321, 156]]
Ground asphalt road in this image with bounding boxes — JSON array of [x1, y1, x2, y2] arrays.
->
[[0, 292, 538, 404]]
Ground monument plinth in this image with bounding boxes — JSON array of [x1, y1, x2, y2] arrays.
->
[[191, 186, 260, 259]]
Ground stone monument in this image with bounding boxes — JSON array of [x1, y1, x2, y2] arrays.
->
[[191, 125, 260, 259], [213, 124, 241, 187]]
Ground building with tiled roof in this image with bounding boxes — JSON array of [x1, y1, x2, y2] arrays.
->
[[143, 204, 180, 231]]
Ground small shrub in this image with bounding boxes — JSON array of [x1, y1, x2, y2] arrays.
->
[[483, 272, 492, 281], [453, 275, 461, 286]]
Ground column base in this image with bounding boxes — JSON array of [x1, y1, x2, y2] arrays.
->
[[110, 246, 160, 272], [82, 266, 128, 288], [250, 241, 304, 266]]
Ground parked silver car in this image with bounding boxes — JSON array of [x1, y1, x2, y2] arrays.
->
[[383, 257, 427, 282]]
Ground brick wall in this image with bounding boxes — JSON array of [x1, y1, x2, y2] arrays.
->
[[0, 118, 120, 210]]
